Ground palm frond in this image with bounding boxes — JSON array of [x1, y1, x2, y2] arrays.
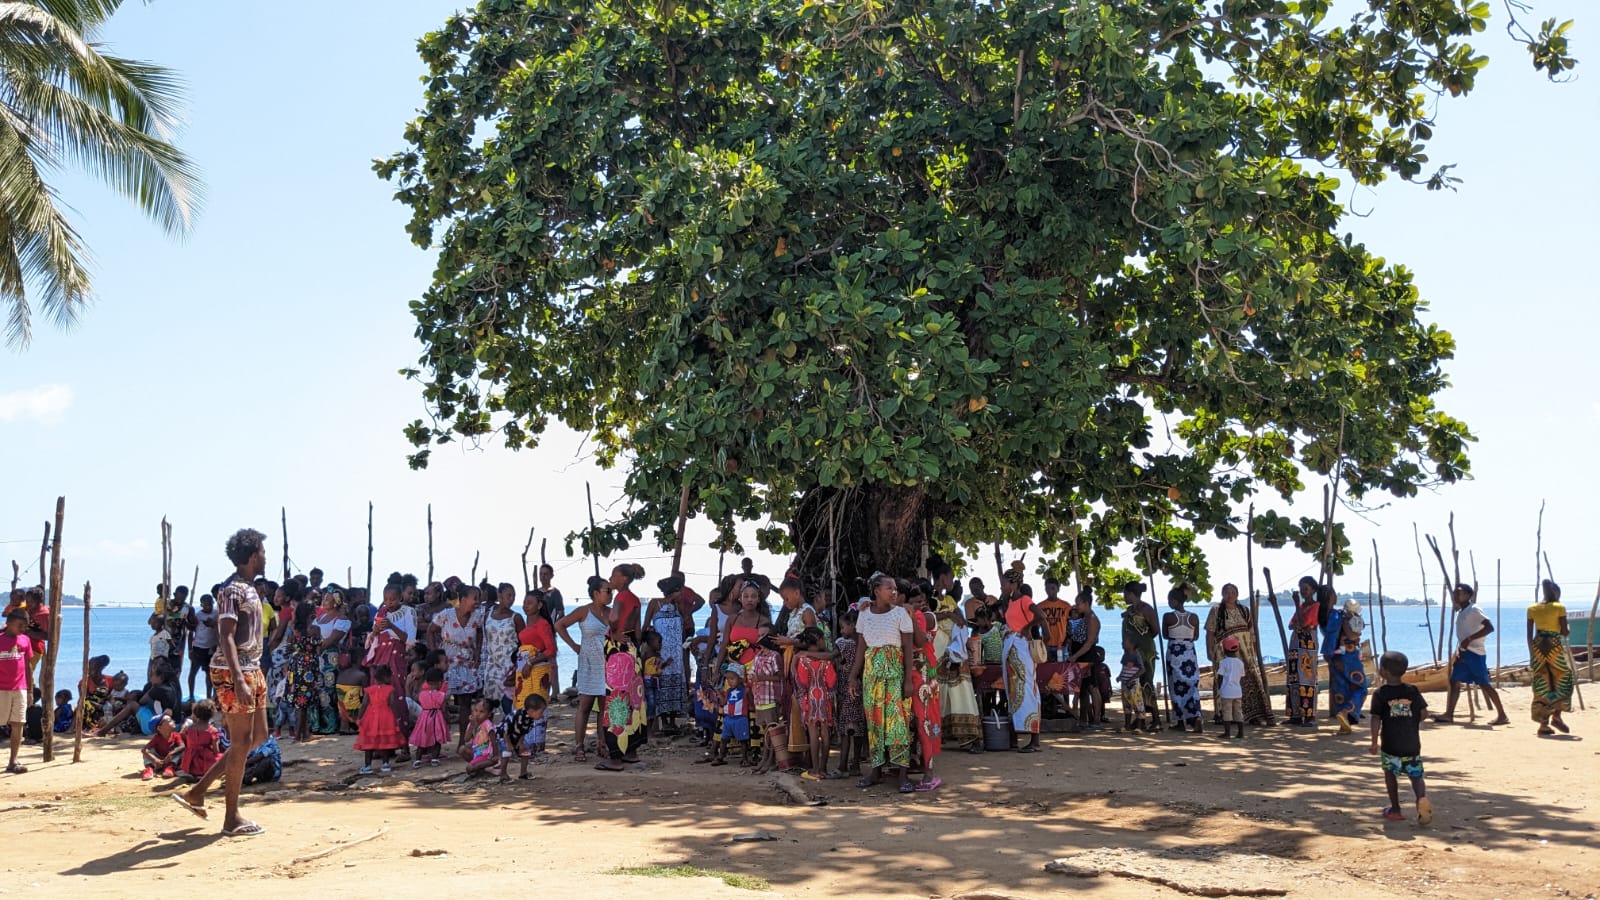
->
[[0, 112, 91, 346]]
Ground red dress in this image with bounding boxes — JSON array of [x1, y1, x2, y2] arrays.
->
[[353, 684, 405, 751], [911, 611, 942, 762], [180, 723, 224, 776], [795, 657, 836, 725]]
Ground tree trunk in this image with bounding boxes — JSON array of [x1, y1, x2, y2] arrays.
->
[[788, 484, 929, 614]]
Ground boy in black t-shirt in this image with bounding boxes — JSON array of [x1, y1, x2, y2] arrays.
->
[[1370, 651, 1432, 825]]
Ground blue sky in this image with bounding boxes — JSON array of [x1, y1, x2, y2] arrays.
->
[[0, 1, 1594, 608]]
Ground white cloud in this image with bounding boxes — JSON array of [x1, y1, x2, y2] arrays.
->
[[0, 384, 73, 425]]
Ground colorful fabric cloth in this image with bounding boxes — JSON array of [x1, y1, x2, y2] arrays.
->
[[435, 610, 482, 695], [796, 657, 836, 725], [834, 636, 866, 734], [750, 648, 782, 709], [366, 606, 413, 684], [601, 638, 647, 758], [1122, 605, 1158, 702], [1530, 629, 1574, 722], [575, 609, 608, 696], [179, 723, 224, 776], [862, 645, 911, 768], [911, 619, 942, 761], [468, 718, 497, 765], [1164, 637, 1203, 725], [1204, 603, 1273, 723], [1286, 617, 1319, 721], [1322, 608, 1367, 722], [286, 631, 319, 709], [1003, 632, 1041, 735], [650, 602, 689, 716]]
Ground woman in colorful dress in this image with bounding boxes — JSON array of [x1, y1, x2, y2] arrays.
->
[[906, 582, 943, 789], [311, 589, 351, 734], [1284, 576, 1324, 726], [1322, 595, 1368, 733], [513, 590, 558, 707], [1203, 583, 1273, 725], [936, 595, 982, 751], [645, 575, 694, 733], [1120, 582, 1160, 731], [597, 564, 648, 767], [368, 583, 415, 686], [481, 583, 525, 716], [432, 585, 484, 749], [556, 576, 613, 762], [1004, 581, 1043, 751], [850, 573, 915, 792], [1528, 579, 1574, 736], [833, 609, 866, 774], [285, 601, 320, 742], [1162, 585, 1204, 733]]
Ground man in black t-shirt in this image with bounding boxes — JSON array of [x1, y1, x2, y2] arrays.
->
[[1370, 651, 1432, 826]]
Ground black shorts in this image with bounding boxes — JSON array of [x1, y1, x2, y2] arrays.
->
[[190, 646, 215, 668]]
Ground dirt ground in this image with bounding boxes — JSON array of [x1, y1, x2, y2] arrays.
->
[[3, 683, 1595, 899]]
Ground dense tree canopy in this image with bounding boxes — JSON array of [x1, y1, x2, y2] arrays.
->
[[380, 0, 1573, 595]]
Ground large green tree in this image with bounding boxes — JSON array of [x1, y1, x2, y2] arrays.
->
[[380, 0, 1572, 594], [1, 0, 201, 347]]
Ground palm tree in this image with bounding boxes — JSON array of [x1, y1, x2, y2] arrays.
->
[[0, 0, 200, 347]]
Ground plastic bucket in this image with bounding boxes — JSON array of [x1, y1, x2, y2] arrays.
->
[[982, 711, 1012, 751]]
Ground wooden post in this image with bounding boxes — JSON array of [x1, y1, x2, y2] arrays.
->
[[366, 502, 374, 598], [1494, 560, 1502, 688], [37, 521, 49, 592], [1426, 533, 1457, 665], [8, 561, 16, 590], [1262, 568, 1289, 712], [427, 504, 435, 585], [671, 481, 692, 576], [1587, 575, 1599, 682], [1372, 540, 1388, 655], [1412, 524, 1437, 666], [1245, 505, 1268, 695], [585, 482, 601, 578], [1533, 500, 1544, 604], [470, 551, 480, 586], [41, 496, 64, 762], [188, 566, 198, 609], [281, 507, 290, 581], [521, 527, 536, 595], [72, 581, 90, 763]]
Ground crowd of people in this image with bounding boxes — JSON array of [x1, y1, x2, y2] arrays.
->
[[0, 529, 1584, 835]]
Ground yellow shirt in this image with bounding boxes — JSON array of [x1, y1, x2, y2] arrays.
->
[[1528, 602, 1566, 633]]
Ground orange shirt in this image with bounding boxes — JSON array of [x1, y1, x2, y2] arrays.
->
[[1036, 598, 1071, 648], [1005, 594, 1036, 634]]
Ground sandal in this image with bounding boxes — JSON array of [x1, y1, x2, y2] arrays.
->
[[1537, 726, 1556, 736], [4, 763, 27, 775], [172, 794, 207, 820], [1381, 807, 1405, 822], [573, 749, 588, 763], [897, 782, 916, 794], [915, 777, 942, 792], [854, 777, 879, 789], [222, 821, 266, 837]]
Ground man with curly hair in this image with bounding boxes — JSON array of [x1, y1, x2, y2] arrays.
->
[[174, 528, 268, 837]]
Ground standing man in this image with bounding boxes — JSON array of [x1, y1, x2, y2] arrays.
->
[[175, 529, 268, 836], [1431, 584, 1510, 726], [2, 609, 35, 774]]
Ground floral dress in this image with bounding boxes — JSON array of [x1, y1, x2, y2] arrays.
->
[[435, 609, 483, 695], [480, 612, 519, 706], [796, 656, 836, 725], [286, 630, 320, 709], [834, 636, 866, 735]]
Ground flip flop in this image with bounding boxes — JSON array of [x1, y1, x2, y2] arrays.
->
[[801, 771, 822, 781], [854, 777, 879, 789], [172, 794, 208, 820], [897, 782, 916, 794], [915, 777, 942, 792], [222, 822, 266, 837]]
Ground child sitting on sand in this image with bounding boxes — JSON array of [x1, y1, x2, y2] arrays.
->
[[1370, 651, 1432, 825], [1118, 638, 1149, 732], [140, 715, 182, 780], [52, 690, 73, 734], [335, 661, 369, 735], [355, 664, 406, 775], [460, 698, 503, 778], [179, 700, 225, 778], [498, 692, 548, 779]]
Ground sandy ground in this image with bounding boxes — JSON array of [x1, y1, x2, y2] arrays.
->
[[2, 683, 1596, 899]]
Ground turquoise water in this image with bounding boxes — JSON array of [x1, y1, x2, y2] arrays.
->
[[44, 598, 1542, 700]]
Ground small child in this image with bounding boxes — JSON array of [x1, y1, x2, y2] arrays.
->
[[689, 628, 719, 746], [834, 610, 866, 775], [148, 620, 173, 682], [179, 700, 226, 778], [460, 698, 503, 778], [1370, 651, 1432, 825], [140, 715, 182, 780], [1215, 636, 1246, 740], [710, 663, 749, 766], [355, 664, 406, 775], [640, 629, 663, 734], [499, 693, 548, 779], [1118, 638, 1149, 732], [335, 661, 369, 736], [52, 690, 74, 734], [794, 627, 837, 781], [409, 667, 450, 768], [748, 637, 783, 773]]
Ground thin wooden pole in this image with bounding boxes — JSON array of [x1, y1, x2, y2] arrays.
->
[[427, 504, 435, 585], [41, 497, 65, 762], [1262, 568, 1288, 714], [1494, 560, 1502, 688], [671, 481, 692, 576], [1372, 540, 1388, 655], [37, 521, 49, 592], [281, 507, 290, 581], [1533, 500, 1544, 604], [366, 502, 374, 598], [521, 527, 536, 595], [9, 561, 16, 590], [72, 581, 90, 763], [189, 566, 198, 610], [1245, 505, 1268, 698], [470, 551, 480, 586], [1587, 575, 1599, 682], [1413, 524, 1437, 666], [585, 482, 601, 578]]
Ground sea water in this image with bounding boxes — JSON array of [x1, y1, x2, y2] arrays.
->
[[45, 598, 1544, 701]]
